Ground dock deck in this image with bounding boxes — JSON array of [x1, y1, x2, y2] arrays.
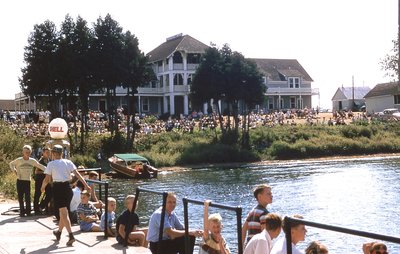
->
[[0, 202, 151, 254]]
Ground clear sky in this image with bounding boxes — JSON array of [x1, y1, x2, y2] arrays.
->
[[0, 0, 397, 109]]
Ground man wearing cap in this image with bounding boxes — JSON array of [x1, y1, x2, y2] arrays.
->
[[9, 145, 46, 217], [33, 147, 51, 215], [41, 145, 91, 246]]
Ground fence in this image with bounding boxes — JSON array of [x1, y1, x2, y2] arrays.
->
[[133, 187, 168, 253], [85, 178, 109, 239], [182, 197, 243, 254], [284, 216, 400, 254]]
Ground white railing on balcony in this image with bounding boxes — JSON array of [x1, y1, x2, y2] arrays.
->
[[187, 63, 199, 70], [312, 88, 320, 95], [266, 87, 312, 95], [173, 85, 189, 92], [173, 63, 184, 70], [137, 87, 165, 94]]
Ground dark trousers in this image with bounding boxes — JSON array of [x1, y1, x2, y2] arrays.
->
[[33, 174, 44, 213], [149, 236, 195, 254], [17, 179, 31, 215]]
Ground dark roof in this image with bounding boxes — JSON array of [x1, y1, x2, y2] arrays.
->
[[364, 82, 400, 98], [147, 34, 209, 63], [0, 100, 14, 110], [333, 87, 370, 100], [249, 58, 313, 82]]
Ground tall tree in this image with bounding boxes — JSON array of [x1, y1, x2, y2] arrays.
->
[[121, 31, 155, 149], [92, 14, 125, 135], [191, 44, 265, 146], [20, 20, 59, 115], [191, 46, 226, 132]]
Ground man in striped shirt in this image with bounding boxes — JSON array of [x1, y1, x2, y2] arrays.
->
[[242, 184, 273, 246]]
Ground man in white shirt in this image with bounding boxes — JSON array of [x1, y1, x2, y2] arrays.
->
[[244, 213, 282, 254], [41, 145, 91, 247], [271, 215, 307, 254], [9, 145, 46, 217]]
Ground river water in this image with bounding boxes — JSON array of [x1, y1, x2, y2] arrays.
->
[[106, 156, 400, 253]]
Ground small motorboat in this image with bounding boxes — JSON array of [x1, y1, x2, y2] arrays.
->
[[108, 154, 158, 179]]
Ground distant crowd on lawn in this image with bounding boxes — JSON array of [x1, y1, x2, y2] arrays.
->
[[0, 107, 371, 138]]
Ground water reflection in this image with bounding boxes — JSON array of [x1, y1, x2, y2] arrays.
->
[[106, 157, 400, 253]]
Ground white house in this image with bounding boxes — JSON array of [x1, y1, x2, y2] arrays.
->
[[331, 86, 370, 111], [137, 33, 208, 115], [250, 58, 317, 110], [364, 82, 400, 113]]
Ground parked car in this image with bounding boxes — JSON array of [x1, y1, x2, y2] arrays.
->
[[375, 108, 400, 121]]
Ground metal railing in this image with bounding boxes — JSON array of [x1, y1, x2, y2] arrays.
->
[[182, 198, 243, 254], [284, 217, 400, 254], [133, 187, 168, 253], [85, 178, 109, 239]]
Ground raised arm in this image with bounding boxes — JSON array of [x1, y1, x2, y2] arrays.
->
[[73, 169, 91, 192], [241, 220, 248, 246], [203, 200, 211, 239], [32, 159, 46, 171]]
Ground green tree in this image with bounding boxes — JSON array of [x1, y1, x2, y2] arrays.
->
[[20, 20, 59, 116], [191, 44, 265, 146], [120, 31, 155, 149], [380, 38, 399, 80], [191, 46, 226, 132], [92, 14, 125, 135]]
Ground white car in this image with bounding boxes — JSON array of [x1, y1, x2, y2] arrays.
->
[[376, 108, 400, 121]]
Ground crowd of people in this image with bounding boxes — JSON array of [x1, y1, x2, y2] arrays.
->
[[1, 107, 375, 141], [9, 146, 390, 253]]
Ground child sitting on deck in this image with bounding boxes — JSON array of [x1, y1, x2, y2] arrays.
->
[[200, 200, 230, 254], [100, 197, 117, 236], [77, 190, 101, 232], [116, 195, 146, 246]]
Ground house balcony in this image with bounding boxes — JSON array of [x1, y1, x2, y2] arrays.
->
[[266, 87, 313, 96], [137, 87, 165, 94], [187, 63, 199, 70], [173, 85, 190, 93], [137, 85, 190, 95]]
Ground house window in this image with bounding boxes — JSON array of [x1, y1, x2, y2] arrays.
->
[[165, 74, 169, 86], [174, 74, 184, 85], [290, 97, 296, 108], [262, 77, 267, 85], [288, 77, 300, 88], [142, 98, 149, 112], [173, 52, 183, 63], [395, 95, 400, 104], [297, 97, 303, 109], [159, 76, 163, 87]]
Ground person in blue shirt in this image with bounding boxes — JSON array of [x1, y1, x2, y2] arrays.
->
[[147, 192, 203, 254], [100, 197, 117, 236]]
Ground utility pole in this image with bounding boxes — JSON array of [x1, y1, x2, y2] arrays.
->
[[398, 0, 400, 86], [352, 75, 355, 110]]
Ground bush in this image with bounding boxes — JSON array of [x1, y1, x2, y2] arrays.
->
[[101, 132, 128, 157], [71, 154, 97, 168]]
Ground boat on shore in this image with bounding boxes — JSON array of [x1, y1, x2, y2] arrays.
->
[[108, 153, 158, 179]]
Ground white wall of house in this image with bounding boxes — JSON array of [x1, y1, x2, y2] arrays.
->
[[365, 95, 396, 113]]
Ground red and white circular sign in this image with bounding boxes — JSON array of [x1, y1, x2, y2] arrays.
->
[[48, 118, 68, 139]]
